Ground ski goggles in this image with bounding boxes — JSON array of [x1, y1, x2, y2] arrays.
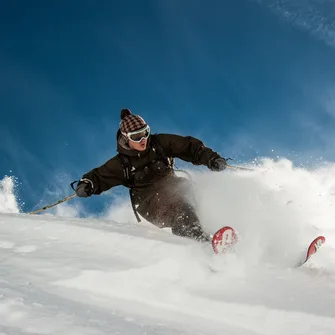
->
[[123, 125, 151, 142]]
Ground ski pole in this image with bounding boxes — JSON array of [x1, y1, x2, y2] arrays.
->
[[28, 194, 77, 214], [226, 164, 254, 172]]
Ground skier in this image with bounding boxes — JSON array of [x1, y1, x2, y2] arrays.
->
[[75, 108, 227, 242]]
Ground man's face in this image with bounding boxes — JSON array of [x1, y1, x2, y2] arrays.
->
[[128, 137, 148, 151], [126, 125, 150, 152]]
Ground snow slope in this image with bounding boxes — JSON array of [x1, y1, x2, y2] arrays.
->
[[1, 159, 335, 335]]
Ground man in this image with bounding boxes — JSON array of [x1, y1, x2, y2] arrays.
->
[[75, 108, 227, 242]]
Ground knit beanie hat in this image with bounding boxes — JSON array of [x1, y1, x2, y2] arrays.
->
[[120, 108, 147, 134]]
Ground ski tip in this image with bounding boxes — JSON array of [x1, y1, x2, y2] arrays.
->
[[312, 235, 326, 246], [306, 235, 326, 260], [212, 226, 238, 254]]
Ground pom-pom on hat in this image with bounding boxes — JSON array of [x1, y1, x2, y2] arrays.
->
[[120, 108, 147, 134]]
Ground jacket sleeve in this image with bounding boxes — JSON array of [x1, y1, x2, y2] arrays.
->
[[155, 134, 221, 167], [81, 156, 124, 194]]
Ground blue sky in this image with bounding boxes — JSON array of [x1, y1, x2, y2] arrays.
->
[[1, 0, 335, 214]]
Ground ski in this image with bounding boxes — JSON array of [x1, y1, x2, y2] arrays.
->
[[212, 226, 239, 254], [296, 235, 326, 267]]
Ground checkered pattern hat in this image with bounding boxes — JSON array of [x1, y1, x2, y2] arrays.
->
[[120, 108, 147, 134]]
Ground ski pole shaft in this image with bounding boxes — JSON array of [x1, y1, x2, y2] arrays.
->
[[28, 194, 77, 214], [226, 164, 254, 172]]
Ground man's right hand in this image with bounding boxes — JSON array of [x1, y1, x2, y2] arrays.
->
[[75, 179, 94, 198], [208, 157, 227, 171]]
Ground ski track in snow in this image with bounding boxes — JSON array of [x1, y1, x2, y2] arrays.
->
[[0, 212, 335, 335]]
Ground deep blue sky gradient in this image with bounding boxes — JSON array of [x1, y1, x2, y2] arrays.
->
[[1, 0, 335, 214]]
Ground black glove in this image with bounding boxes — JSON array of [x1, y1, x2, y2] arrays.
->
[[209, 157, 227, 171], [75, 179, 94, 198]]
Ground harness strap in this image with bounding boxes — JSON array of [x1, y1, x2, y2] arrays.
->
[[129, 190, 142, 222], [150, 135, 174, 168], [118, 153, 142, 222]]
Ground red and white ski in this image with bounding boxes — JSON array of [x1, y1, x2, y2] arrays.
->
[[296, 235, 326, 267], [212, 226, 239, 254]]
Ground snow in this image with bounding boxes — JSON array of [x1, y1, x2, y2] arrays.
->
[[1, 159, 335, 334]]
